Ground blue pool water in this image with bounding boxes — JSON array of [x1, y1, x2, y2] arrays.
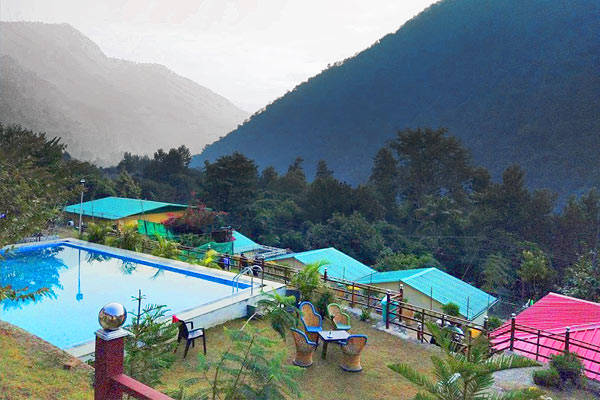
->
[[0, 242, 247, 349]]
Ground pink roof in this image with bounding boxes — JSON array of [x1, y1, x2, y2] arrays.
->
[[491, 293, 600, 380]]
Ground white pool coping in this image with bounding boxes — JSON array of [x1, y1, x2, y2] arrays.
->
[[4, 238, 286, 358]]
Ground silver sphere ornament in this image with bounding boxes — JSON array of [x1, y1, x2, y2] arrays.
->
[[98, 303, 127, 330]]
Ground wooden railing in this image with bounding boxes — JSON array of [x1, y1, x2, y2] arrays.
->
[[489, 315, 600, 380]]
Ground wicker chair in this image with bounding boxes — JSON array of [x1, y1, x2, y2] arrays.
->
[[340, 335, 368, 372], [300, 301, 323, 343], [327, 303, 343, 320], [291, 328, 318, 367]]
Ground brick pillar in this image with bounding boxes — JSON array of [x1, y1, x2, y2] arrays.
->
[[95, 328, 129, 400]]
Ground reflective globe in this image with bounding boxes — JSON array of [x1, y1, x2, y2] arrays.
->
[[98, 303, 127, 330]]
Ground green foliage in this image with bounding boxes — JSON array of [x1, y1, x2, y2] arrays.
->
[[314, 287, 336, 317], [164, 205, 226, 235], [84, 222, 114, 244], [151, 235, 181, 260], [106, 225, 143, 251], [197, 249, 220, 269], [124, 292, 178, 387], [375, 252, 439, 272], [486, 316, 503, 331], [360, 307, 371, 322], [441, 302, 460, 317], [561, 252, 600, 302], [481, 253, 509, 292], [518, 250, 552, 299], [115, 169, 141, 198], [550, 352, 584, 388], [256, 292, 299, 340], [532, 368, 561, 388], [389, 322, 539, 400], [176, 327, 302, 400], [289, 261, 325, 301]]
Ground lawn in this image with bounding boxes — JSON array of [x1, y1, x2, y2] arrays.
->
[[0, 321, 93, 400], [158, 316, 438, 399]]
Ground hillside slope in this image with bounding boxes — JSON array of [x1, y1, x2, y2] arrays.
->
[[0, 22, 248, 165], [195, 0, 600, 195]]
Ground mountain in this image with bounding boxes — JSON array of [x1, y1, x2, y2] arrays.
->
[[0, 22, 248, 165], [194, 0, 600, 196]]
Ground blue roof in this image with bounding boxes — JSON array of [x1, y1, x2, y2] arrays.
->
[[357, 267, 496, 320], [267, 247, 376, 281], [232, 230, 262, 254], [64, 197, 187, 220]]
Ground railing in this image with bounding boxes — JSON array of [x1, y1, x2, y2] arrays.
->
[[489, 315, 600, 380]]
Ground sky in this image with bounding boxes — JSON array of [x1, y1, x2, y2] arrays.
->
[[0, 0, 437, 112]]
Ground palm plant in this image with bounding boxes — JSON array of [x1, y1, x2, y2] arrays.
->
[[84, 222, 114, 243], [256, 292, 299, 340], [198, 249, 220, 269], [289, 260, 328, 301], [151, 235, 180, 260], [389, 323, 539, 400]]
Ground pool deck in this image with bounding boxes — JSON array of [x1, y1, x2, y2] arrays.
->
[[5, 238, 286, 358]]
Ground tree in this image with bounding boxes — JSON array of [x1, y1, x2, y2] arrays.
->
[[375, 252, 440, 272], [116, 170, 142, 198], [390, 128, 475, 207], [302, 176, 353, 223], [259, 166, 279, 190], [203, 152, 259, 214], [369, 147, 400, 219], [125, 291, 178, 386], [561, 252, 600, 302], [389, 323, 539, 400], [278, 157, 307, 196], [518, 249, 552, 299], [481, 253, 509, 292], [314, 160, 333, 179]]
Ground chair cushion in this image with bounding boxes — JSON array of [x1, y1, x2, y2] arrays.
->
[[335, 324, 351, 330]]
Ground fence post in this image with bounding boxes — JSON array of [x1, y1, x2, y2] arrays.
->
[[509, 313, 516, 351], [420, 309, 425, 342], [483, 316, 488, 333], [441, 314, 446, 327], [536, 330, 541, 361], [418, 322, 424, 343], [351, 283, 356, 308], [399, 284, 404, 302], [466, 329, 472, 360], [385, 291, 391, 330], [366, 285, 371, 308], [323, 268, 328, 283], [565, 326, 570, 353]]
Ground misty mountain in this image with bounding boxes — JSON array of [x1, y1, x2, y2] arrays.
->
[[0, 21, 248, 165], [195, 0, 600, 196]]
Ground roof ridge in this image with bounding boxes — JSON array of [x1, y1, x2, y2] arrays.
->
[[402, 267, 436, 282], [547, 292, 600, 307]]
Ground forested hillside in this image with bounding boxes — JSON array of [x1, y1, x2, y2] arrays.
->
[[195, 0, 600, 196], [0, 22, 248, 165]]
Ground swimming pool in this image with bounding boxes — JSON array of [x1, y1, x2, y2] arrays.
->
[[0, 241, 253, 349]]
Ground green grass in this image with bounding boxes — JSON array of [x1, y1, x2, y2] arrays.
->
[[158, 317, 437, 399], [0, 321, 93, 400]]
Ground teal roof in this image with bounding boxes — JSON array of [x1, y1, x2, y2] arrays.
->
[[358, 267, 496, 320], [232, 230, 262, 254], [64, 196, 187, 220], [267, 247, 376, 281]]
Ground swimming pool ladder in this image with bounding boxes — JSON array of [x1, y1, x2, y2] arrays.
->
[[232, 265, 264, 295]]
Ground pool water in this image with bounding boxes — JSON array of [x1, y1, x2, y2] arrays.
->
[[0, 242, 245, 349]]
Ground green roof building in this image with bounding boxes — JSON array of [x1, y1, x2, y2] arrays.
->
[[64, 196, 188, 228], [357, 267, 497, 323], [267, 247, 376, 282]]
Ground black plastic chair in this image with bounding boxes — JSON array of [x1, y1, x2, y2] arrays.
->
[[176, 320, 206, 358]]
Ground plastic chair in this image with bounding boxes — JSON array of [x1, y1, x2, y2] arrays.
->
[[300, 301, 323, 342], [340, 335, 367, 372], [176, 320, 206, 358], [291, 328, 318, 367]]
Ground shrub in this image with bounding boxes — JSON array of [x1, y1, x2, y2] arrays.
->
[[290, 261, 325, 300], [486, 316, 503, 331], [315, 287, 335, 317], [441, 302, 460, 317], [533, 368, 561, 388], [550, 352, 584, 387], [360, 307, 371, 321]]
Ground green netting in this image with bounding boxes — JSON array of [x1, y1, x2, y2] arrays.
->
[[137, 220, 178, 240], [195, 241, 233, 254]]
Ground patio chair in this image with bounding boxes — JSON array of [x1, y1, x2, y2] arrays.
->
[[327, 303, 343, 320], [340, 335, 368, 372], [332, 310, 351, 331], [175, 320, 206, 358], [291, 328, 318, 367], [300, 301, 323, 342]]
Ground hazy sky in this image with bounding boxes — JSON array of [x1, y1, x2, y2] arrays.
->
[[0, 0, 437, 112]]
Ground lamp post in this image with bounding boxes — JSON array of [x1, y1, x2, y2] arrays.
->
[[78, 178, 85, 237]]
